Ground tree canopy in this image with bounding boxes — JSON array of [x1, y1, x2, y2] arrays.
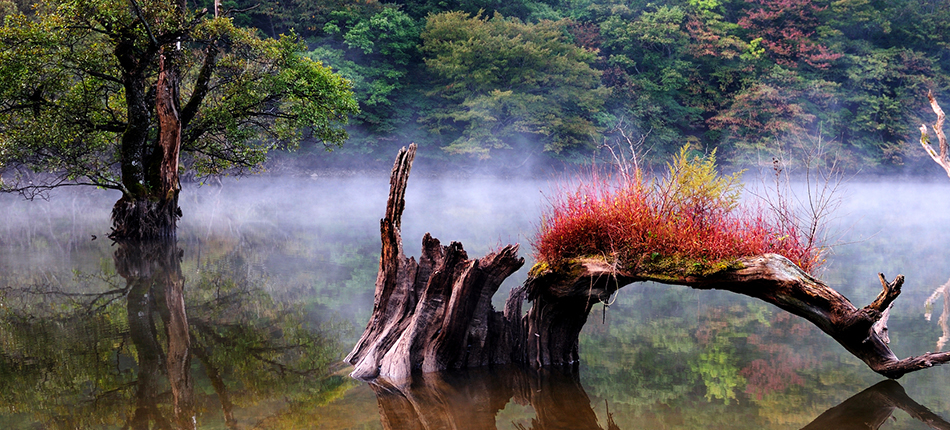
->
[[219, 0, 950, 173], [0, 0, 358, 198]]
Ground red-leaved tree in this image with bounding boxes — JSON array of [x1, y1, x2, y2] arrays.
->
[[738, 0, 841, 68]]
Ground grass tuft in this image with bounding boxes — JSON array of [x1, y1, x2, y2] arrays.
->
[[533, 146, 821, 275]]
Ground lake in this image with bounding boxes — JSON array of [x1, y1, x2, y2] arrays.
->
[[2, 174, 950, 429]]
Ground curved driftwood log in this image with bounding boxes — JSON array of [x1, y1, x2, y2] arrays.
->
[[347, 144, 950, 381], [526, 256, 950, 379]]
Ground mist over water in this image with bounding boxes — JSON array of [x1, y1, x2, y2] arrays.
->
[[2, 173, 950, 428]]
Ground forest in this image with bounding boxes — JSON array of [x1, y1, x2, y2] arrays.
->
[[141, 0, 950, 173], [3, 0, 950, 175]]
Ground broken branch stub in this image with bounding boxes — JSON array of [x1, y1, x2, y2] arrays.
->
[[347, 145, 950, 382]]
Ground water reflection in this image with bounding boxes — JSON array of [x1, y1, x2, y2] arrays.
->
[[803, 380, 950, 430], [5, 178, 950, 428], [0, 234, 349, 428], [372, 365, 616, 430], [925, 277, 950, 352], [116, 239, 194, 429], [370, 364, 950, 430]]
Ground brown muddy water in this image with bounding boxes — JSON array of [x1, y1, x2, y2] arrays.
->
[[1, 175, 950, 429]]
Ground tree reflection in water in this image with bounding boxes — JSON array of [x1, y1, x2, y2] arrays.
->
[[116, 239, 195, 429], [0, 236, 348, 428], [372, 365, 618, 430]]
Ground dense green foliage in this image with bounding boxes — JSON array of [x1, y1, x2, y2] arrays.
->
[[169, 0, 950, 172], [3, 0, 950, 173]]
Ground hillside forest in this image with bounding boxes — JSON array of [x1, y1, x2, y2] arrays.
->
[[3, 0, 950, 174]]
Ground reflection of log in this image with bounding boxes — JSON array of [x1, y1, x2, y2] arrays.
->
[[925, 277, 950, 351], [348, 145, 950, 381], [802, 380, 950, 430], [372, 365, 609, 430], [346, 144, 525, 380]]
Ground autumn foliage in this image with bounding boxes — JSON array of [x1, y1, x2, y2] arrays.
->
[[533, 147, 820, 274]]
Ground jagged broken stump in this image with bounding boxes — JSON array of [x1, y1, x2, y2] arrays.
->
[[346, 144, 950, 382]]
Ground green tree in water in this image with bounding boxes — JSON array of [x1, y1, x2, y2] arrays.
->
[[0, 0, 358, 239]]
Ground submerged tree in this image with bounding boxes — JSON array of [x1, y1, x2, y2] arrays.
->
[[0, 0, 358, 239]]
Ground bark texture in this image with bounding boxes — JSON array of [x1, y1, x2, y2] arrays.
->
[[349, 145, 950, 382], [527, 256, 950, 379], [109, 50, 183, 241], [346, 144, 525, 380]]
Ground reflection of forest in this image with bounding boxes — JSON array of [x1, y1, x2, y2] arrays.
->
[[5, 180, 950, 428], [575, 284, 950, 428], [0, 235, 350, 428]]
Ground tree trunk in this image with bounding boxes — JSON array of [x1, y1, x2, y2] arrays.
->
[[110, 6, 183, 241], [921, 90, 950, 179], [348, 146, 950, 382], [346, 144, 526, 380]]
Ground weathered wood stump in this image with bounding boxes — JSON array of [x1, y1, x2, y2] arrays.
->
[[346, 144, 526, 380], [346, 144, 950, 382]]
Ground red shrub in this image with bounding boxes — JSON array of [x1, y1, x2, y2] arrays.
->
[[533, 151, 820, 273]]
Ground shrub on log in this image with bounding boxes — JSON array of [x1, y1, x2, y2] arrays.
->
[[533, 145, 820, 275]]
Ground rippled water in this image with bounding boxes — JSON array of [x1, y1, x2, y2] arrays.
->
[[1, 175, 950, 429]]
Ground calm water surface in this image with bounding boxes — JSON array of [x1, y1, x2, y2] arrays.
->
[[2, 175, 950, 429]]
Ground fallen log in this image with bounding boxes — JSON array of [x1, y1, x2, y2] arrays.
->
[[525, 255, 950, 379], [346, 144, 950, 382]]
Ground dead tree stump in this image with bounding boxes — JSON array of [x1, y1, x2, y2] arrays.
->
[[346, 144, 525, 380]]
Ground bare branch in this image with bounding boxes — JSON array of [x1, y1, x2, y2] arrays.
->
[[920, 90, 950, 179]]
